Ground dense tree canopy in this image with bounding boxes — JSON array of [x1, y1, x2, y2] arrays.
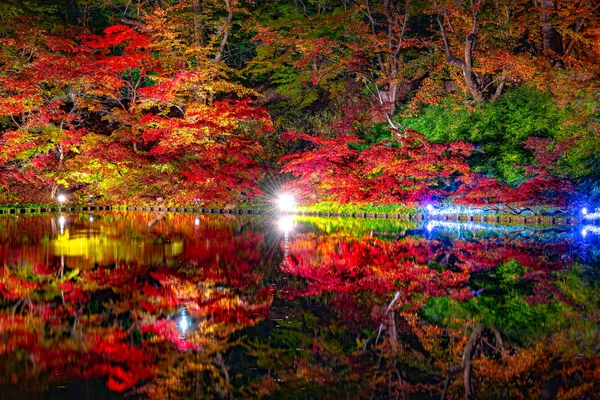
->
[[0, 0, 598, 208]]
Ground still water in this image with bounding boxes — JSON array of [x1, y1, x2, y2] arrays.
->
[[0, 212, 598, 399]]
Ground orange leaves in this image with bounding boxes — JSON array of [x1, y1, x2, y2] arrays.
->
[[0, 15, 271, 204]]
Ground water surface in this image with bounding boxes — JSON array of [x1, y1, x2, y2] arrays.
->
[[0, 212, 598, 399]]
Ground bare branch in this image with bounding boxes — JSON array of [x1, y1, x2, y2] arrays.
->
[[215, 0, 233, 62]]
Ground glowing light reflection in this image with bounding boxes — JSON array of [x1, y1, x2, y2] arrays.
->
[[178, 314, 189, 333], [426, 220, 489, 231], [58, 215, 66, 234], [582, 225, 600, 236], [423, 205, 485, 216], [583, 211, 600, 220], [426, 221, 434, 232], [278, 215, 295, 233]]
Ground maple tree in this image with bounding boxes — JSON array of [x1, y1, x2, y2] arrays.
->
[[281, 127, 474, 205], [0, 0, 597, 206], [453, 136, 576, 212], [0, 3, 272, 206]]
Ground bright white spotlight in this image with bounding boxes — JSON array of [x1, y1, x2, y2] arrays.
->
[[582, 207, 588, 215], [426, 221, 434, 232], [89, 215, 94, 223], [277, 193, 296, 212], [57, 194, 67, 205], [425, 204, 434, 212], [582, 229, 587, 238], [194, 216, 200, 226]]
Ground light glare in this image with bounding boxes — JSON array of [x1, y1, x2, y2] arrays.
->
[[582, 207, 588, 215], [57, 194, 67, 204], [278, 215, 295, 232], [425, 204, 434, 212], [277, 193, 296, 211]]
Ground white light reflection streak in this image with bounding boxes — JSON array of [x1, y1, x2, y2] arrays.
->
[[425, 205, 486, 216], [178, 305, 190, 347], [426, 220, 490, 232], [581, 225, 600, 236], [278, 215, 295, 259], [583, 211, 600, 221], [58, 215, 66, 235]]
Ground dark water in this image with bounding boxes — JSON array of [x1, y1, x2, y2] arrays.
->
[[0, 212, 598, 399]]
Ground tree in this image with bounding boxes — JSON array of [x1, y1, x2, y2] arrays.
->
[[281, 127, 473, 205]]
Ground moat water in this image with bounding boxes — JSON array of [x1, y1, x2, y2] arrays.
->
[[0, 212, 598, 399]]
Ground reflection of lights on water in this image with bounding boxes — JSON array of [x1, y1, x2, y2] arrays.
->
[[582, 225, 600, 236], [57, 194, 67, 205], [176, 306, 191, 351], [89, 214, 94, 223], [278, 215, 295, 233], [283, 231, 290, 258], [422, 205, 485, 216], [582, 207, 588, 215], [58, 215, 66, 234], [426, 221, 434, 232], [277, 193, 296, 212], [178, 313, 190, 334], [426, 220, 489, 231], [277, 216, 294, 261], [194, 216, 200, 226], [583, 210, 600, 220]]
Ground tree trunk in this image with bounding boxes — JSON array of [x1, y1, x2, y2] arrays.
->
[[541, 0, 563, 57], [193, 0, 204, 46]]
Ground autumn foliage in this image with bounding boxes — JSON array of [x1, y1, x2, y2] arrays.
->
[[0, 0, 597, 208], [281, 128, 474, 205], [0, 17, 271, 206]]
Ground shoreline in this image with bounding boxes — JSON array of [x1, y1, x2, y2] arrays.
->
[[0, 204, 595, 226]]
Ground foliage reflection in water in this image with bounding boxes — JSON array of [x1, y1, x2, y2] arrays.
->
[[0, 212, 598, 399]]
